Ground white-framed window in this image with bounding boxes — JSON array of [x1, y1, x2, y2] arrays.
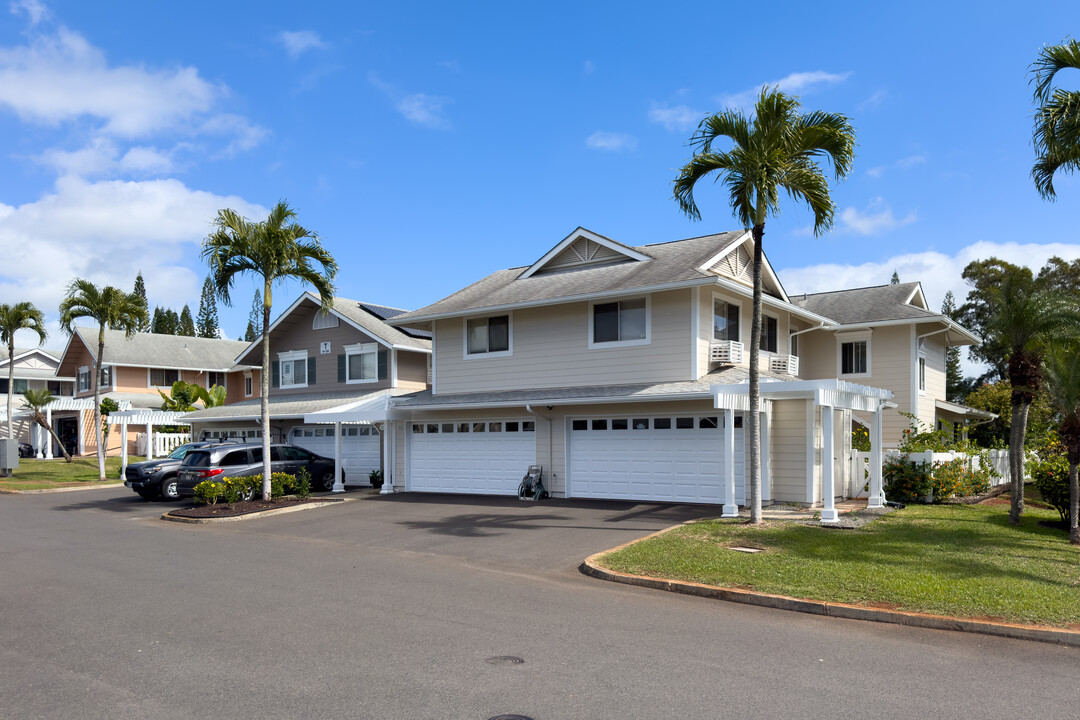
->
[[790, 333, 799, 357], [837, 331, 871, 377], [759, 315, 778, 353], [278, 350, 308, 388], [13, 379, 27, 393], [99, 365, 113, 389], [589, 297, 649, 348], [243, 371, 253, 397], [78, 366, 91, 392], [465, 314, 511, 357], [206, 371, 225, 388], [149, 368, 180, 387], [712, 297, 740, 342], [312, 309, 339, 330], [918, 354, 927, 394], [344, 342, 379, 383]]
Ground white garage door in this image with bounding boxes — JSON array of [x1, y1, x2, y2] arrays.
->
[[408, 419, 536, 495], [290, 425, 382, 478], [568, 414, 744, 504]]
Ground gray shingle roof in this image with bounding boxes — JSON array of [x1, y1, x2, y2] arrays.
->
[[72, 328, 252, 371], [790, 283, 939, 324], [326, 296, 432, 347], [180, 388, 406, 421], [390, 231, 746, 323]]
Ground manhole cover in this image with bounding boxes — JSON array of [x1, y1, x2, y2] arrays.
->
[[484, 656, 525, 665], [488, 716, 534, 720], [728, 546, 764, 553]]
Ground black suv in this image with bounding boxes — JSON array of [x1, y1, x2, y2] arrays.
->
[[176, 442, 339, 499], [124, 441, 231, 500]]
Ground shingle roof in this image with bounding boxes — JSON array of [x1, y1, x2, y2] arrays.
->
[[790, 283, 939, 324], [180, 388, 407, 421], [71, 328, 252, 371], [390, 231, 746, 323], [306, 295, 432, 349], [355, 301, 432, 339]]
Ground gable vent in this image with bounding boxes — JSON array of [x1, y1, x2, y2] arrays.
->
[[710, 245, 753, 286], [541, 237, 630, 272]]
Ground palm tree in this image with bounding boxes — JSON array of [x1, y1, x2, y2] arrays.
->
[[202, 200, 337, 500], [1031, 39, 1080, 200], [1041, 341, 1080, 544], [21, 389, 72, 462], [0, 302, 48, 452], [981, 269, 1077, 523], [59, 280, 148, 481], [673, 88, 855, 523]]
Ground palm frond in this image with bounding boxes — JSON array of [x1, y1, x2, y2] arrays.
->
[[1031, 38, 1080, 104]]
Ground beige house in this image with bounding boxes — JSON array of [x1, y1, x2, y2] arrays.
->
[[0, 347, 75, 452]]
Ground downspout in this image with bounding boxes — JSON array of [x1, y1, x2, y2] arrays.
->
[[525, 404, 553, 487], [788, 322, 828, 351]]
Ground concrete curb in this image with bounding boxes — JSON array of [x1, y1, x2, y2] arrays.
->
[[161, 497, 352, 524], [581, 527, 1080, 648], [0, 482, 126, 495]]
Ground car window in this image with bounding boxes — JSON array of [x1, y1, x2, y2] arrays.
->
[[182, 451, 211, 468], [251, 448, 263, 463], [220, 450, 249, 467], [269, 447, 282, 462], [282, 447, 310, 461], [167, 443, 196, 460]]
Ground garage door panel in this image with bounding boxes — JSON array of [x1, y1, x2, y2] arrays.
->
[[408, 420, 535, 495], [290, 425, 381, 480]]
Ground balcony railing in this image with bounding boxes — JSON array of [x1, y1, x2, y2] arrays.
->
[[710, 340, 743, 365], [769, 354, 799, 376]]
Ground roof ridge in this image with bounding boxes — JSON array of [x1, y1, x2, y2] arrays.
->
[[637, 229, 743, 249], [798, 281, 919, 297]]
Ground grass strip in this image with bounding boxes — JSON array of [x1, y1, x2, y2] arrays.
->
[[0, 456, 142, 491]]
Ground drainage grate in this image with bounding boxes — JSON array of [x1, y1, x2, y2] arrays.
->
[[728, 546, 764, 553], [484, 655, 525, 665], [488, 716, 533, 720]]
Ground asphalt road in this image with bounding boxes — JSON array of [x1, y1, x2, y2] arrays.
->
[[1, 487, 1075, 720]]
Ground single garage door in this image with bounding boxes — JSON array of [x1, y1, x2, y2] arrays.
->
[[408, 419, 536, 495], [568, 414, 744, 504], [290, 424, 382, 479]]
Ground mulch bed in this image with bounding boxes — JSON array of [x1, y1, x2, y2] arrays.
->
[[168, 497, 342, 519]]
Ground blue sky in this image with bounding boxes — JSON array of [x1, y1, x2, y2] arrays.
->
[[1, 0, 1078, 375]]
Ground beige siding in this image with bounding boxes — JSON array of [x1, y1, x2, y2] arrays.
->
[[435, 289, 694, 394], [696, 288, 803, 379], [396, 350, 429, 390], [769, 399, 808, 503], [919, 334, 947, 430]]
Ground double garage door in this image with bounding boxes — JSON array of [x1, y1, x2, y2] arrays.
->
[[289, 425, 382, 479], [568, 414, 744, 504], [408, 419, 536, 494]]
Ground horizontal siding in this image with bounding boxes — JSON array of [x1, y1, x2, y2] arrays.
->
[[697, 288, 802, 378], [769, 399, 807, 503], [920, 334, 947, 430], [396, 350, 429, 390]]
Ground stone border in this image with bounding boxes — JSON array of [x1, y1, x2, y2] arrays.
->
[[0, 482, 125, 495], [161, 497, 352, 524], [581, 525, 1080, 648]]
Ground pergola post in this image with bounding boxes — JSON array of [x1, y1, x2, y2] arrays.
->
[[120, 418, 129, 479], [721, 408, 738, 518], [332, 421, 345, 493], [146, 423, 154, 461], [868, 404, 885, 508], [380, 422, 394, 495], [760, 404, 771, 505], [820, 404, 838, 523]]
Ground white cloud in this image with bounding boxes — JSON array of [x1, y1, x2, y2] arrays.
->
[[0, 176, 266, 342], [583, 60, 595, 75], [9, 0, 47, 25], [368, 73, 451, 128], [866, 166, 885, 179], [838, 197, 916, 235], [278, 30, 327, 60], [857, 89, 888, 111], [585, 131, 637, 152], [647, 102, 700, 132], [896, 154, 926, 168], [718, 70, 852, 110]]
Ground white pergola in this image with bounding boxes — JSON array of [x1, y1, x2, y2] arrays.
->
[[302, 393, 394, 494], [712, 379, 894, 523], [108, 409, 191, 478], [1, 397, 108, 459]]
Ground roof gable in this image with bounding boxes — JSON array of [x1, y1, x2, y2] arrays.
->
[[519, 227, 653, 279], [696, 232, 788, 302]]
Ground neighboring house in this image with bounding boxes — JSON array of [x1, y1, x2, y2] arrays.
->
[[0, 347, 75, 449], [378, 227, 981, 511], [792, 283, 992, 446], [181, 293, 432, 486], [53, 328, 253, 457]]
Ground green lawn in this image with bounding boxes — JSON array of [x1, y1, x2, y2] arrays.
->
[[598, 498, 1080, 628], [0, 456, 144, 491]]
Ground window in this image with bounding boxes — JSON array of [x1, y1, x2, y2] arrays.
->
[[207, 371, 225, 388], [277, 351, 308, 388], [244, 372, 253, 397], [345, 343, 379, 382], [220, 450, 248, 466], [919, 355, 927, 393], [99, 366, 112, 388], [841, 341, 868, 375], [13, 379, 27, 393], [78, 366, 90, 392], [713, 299, 740, 342], [760, 316, 778, 353], [312, 309, 339, 330], [466, 315, 510, 355], [150, 368, 180, 387], [790, 333, 799, 357], [592, 298, 647, 345]]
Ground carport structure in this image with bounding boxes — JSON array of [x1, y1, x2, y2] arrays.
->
[[302, 392, 394, 493], [108, 409, 191, 478]]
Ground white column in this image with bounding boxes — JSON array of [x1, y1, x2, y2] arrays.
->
[[77, 411, 85, 456], [120, 418, 129, 479], [820, 405, 838, 523], [33, 423, 41, 458], [760, 406, 771, 504], [722, 408, 738, 517], [147, 424, 154, 460], [332, 421, 344, 493], [45, 407, 53, 459], [380, 422, 393, 494], [868, 405, 885, 508]]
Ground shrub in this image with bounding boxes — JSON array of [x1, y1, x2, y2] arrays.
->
[[884, 457, 932, 502], [194, 480, 225, 505], [293, 468, 311, 499], [369, 469, 384, 488], [1031, 450, 1072, 525], [932, 458, 992, 500]]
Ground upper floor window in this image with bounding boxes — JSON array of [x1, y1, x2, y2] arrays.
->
[[840, 340, 869, 375], [312, 310, 339, 330], [345, 343, 379, 382], [207, 371, 225, 388], [918, 355, 926, 393], [244, 372, 253, 397], [759, 316, 778, 353], [591, 298, 648, 347], [466, 315, 510, 356], [150, 368, 180, 387], [790, 333, 799, 357], [100, 365, 113, 389], [277, 351, 308, 388], [713, 299, 740, 342], [78, 366, 91, 392]]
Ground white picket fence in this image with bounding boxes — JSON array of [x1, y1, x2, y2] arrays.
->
[[136, 432, 191, 457], [848, 449, 1011, 499]]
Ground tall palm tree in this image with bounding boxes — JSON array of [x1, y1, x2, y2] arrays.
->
[[0, 302, 48, 452], [59, 280, 148, 481], [673, 88, 855, 523], [1042, 341, 1080, 544], [21, 388, 72, 462], [1031, 39, 1080, 200], [981, 269, 1076, 523], [202, 200, 337, 500]]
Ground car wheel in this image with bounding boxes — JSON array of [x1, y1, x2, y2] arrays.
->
[[159, 476, 180, 501], [136, 490, 155, 501], [318, 470, 336, 492]]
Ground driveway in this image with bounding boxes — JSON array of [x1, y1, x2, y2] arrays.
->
[[0, 487, 1074, 720]]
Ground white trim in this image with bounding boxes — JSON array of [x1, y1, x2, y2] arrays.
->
[[431, 320, 438, 396], [243, 371, 253, 398], [910, 324, 919, 419], [587, 296, 651, 349], [918, 352, 927, 396], [691, 286, 700, 380], [312, 308, 340, 330], [711, 292, 742, 344], [277, 350, 309, 389], [905, 283, 929, 310], [146, 367, 182, 389], [805, 400, 816, 505], [462, 312, 513, 359], [390, 348, 397, 389], [825, 317, 981, 345], [519, 227, 652, 280], [696, 231, 791, 304], [342, 343, 379, 384], [836, 330, 872, 378]]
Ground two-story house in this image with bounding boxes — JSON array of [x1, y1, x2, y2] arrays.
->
[[380, 227, 981, 513], [181, 293, 431, 486], [0, 347, 75, 454]]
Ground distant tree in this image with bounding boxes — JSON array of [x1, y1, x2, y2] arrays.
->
[[59, 279, 148, 481], [890, 270, 900, 284], [959, 258, 1029, 382], [132, 272, 150, 332], [1031, 39, 1080, 201], [100, 397, 119, 454], [150, 306, 169, 335], [178, 305, 196, 337], [243, 320, 256, 343], [941, 291, 966, 401], [964, 381, 1055, 450], [1042, 341, 1080, 544], [20, 389, 71, 462], [196, 275, 220, 338], [245, 289, 262, 342], [0, 302, 47, 453]]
